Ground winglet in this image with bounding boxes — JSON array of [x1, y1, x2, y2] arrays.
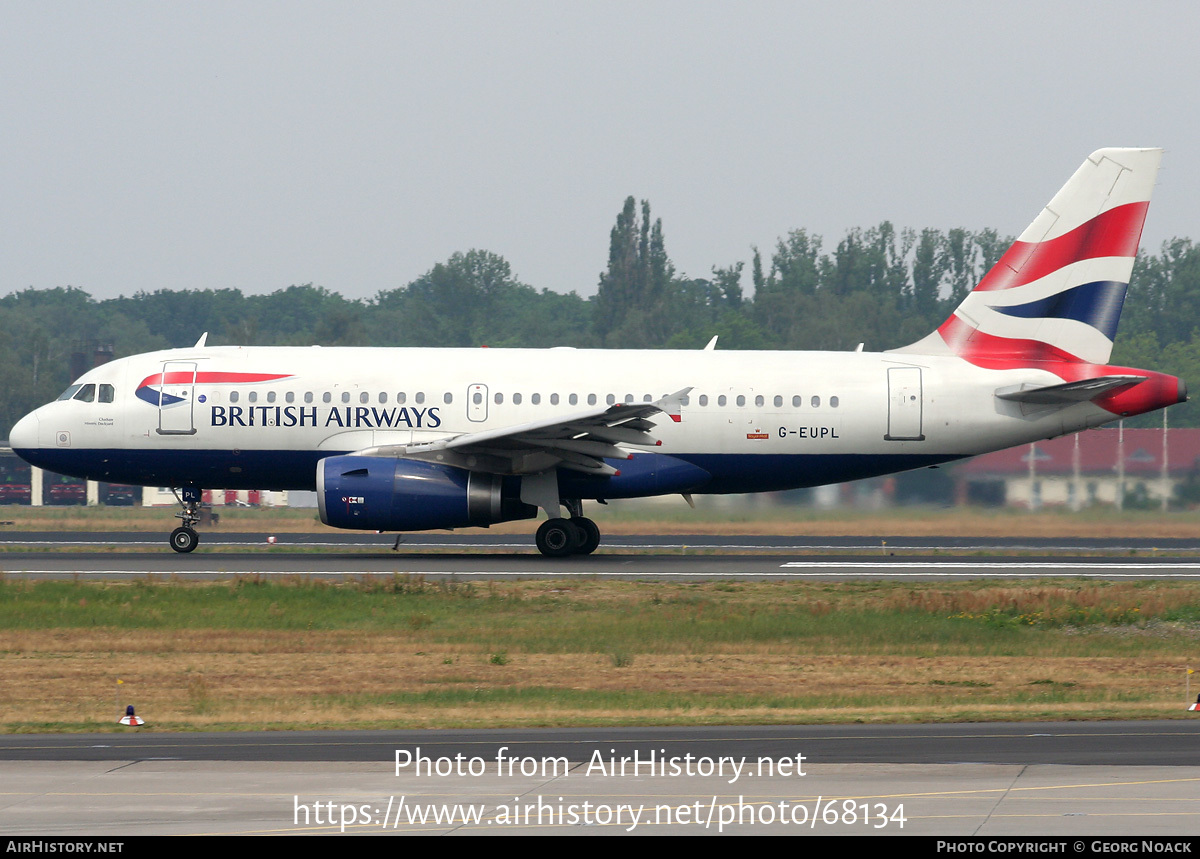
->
[[704, 336, 718, 351], [194, 332, 209, 348]]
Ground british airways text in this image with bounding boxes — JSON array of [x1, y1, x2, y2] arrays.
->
[[209, 406, 442, 429]]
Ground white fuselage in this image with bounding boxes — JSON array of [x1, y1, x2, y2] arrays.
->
[[10, 344, 1114, 496]]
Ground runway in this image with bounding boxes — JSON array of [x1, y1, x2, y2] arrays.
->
[[5, 530, 1200, 554], [2, 531, 1200, 580], [5, 721, 1198, 765], [3, 723, 1199, 836]]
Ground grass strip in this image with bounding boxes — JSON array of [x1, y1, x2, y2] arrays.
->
[[1, 577, 1198, 731]]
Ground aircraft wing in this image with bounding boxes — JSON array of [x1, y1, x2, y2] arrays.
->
[[354, 388, 692, 476]]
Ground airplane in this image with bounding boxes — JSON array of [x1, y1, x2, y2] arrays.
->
[[8, 148, 1186, 555]]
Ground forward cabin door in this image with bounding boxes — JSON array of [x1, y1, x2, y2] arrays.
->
[[885, 366, 925, 441], [157, 361, 197, 435]]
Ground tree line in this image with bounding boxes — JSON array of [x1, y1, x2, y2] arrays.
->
[[3, 197, 1199, 436]]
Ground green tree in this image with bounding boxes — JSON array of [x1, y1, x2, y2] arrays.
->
[[593, 198, 675, 347]]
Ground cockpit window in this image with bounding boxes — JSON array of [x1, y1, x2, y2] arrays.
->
[[72, 384, 96, 403], [56, 385, 82, 401], [99, 384, 115, 403]]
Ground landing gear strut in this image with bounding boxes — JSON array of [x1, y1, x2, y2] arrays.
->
[[169, 487, 202, 553], [534, 499, 601, 557]]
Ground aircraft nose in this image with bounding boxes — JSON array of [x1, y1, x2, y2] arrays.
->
[[9, 410, 40, 452]]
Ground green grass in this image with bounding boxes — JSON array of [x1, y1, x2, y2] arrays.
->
[[1, 576, 1197, 657]]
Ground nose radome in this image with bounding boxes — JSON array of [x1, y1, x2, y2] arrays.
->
[[8, 411, 39, 451]]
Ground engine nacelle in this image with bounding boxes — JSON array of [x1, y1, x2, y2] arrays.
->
[[317, 456, 536, 531]]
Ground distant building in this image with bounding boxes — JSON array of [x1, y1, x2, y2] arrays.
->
[[955, 427, 1200, 509]]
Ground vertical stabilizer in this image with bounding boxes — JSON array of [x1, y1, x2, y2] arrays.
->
[[894, 148, 1162, 365]]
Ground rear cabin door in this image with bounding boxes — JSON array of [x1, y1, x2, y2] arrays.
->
[[885, 366, 925, 441]]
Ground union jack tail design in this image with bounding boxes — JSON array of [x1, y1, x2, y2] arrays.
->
[[896, 148, 1162, 366]]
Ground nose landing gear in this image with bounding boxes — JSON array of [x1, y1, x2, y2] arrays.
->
[[169, 487, 202, 553]]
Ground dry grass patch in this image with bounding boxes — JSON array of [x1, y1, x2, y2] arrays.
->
[[3, 578, 1198, 730], [0, 628, 1191, 730]]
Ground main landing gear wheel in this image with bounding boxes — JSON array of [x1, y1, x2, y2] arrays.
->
[[535, 516, 601, 556], [571, 516, 600, 555], [535, 518, 578, 557], [170, 526, 199, 553]]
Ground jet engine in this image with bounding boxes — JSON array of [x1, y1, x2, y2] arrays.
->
[[317, 456, 536, 531]]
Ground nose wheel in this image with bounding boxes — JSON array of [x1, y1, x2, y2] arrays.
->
[[170, 526, 199, 553], [169, 487, 203, 553]]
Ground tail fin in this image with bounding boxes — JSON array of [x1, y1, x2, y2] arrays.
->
[[894, 148, 1162, 365]]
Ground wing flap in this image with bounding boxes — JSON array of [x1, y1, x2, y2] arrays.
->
[[353, 388, 691, 476]]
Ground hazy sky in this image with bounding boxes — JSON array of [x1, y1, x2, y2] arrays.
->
[[3, 2, 1198, 302]]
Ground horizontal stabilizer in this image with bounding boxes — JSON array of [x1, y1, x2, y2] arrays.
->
[[995, 375, 1146, 405]]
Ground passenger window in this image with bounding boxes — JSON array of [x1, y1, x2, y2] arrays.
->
[[99, 384, 115, 404], [606, 394, 615, 405], [396, 392, 406, 404], [513, 393, 522, 405], [286, 391, 295, 404], [569, 394, 578, 406], [267, 391, 277, 403], [495, 393, 504, 404], [249, 391, 258, 403], [792, 395, 802, 407], [444, 392, 453, 404], [681, 396, 690, 406], [531, 393, 541, 405], [473, 392, 483, 405], [341, 392, 350, 404], [624, 394, 634, 404], [718, 395, 727, 407], [379, 392, 388, 404], [359, 392, 369, 404], [550, 393, 559, 405], [811, 396, 820, 408], [322, 392, 332, 404], [699, 395, 708, 406], [587, 394, 597, 406], [416, 392, 425, 404], [755, 395, 764, 407], [774, 395, 783, 408], [736, 395, 746, 407], [304, 392, 313, 404], [830, 396, 839, 408], [230, 391, 240, 403]]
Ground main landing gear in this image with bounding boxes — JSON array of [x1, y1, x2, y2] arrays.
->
[[534, 499, 601, 557], [169, 487, 202, 553]]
